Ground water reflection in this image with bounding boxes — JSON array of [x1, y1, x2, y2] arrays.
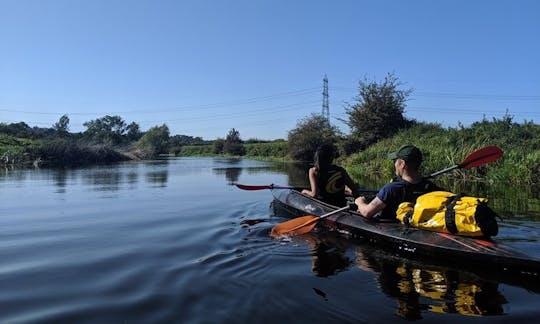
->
[[51, 169, 68, 193], [82, 170, 123, 191], [214, 167, 243, 185], [145, 170, 168, 187], [0, 161, 175, 192], [300, 233, 353, 277], [302, 232, 511, 319], [355, 245, 507, 319]]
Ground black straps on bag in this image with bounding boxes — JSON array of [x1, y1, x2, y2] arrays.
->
[[444, 193, 465, 234]]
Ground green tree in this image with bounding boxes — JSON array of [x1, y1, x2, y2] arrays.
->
[[287, 113, 341, 162], [126, 122, 142, 141], [213, 138, 225, 154], [224, 128, 245, 155], [344, 73, 413, 149], [53, 114, 70, 137], [83, 115, 127, 145], [137, 124, 170, 158], [0, 122, 32, 138]]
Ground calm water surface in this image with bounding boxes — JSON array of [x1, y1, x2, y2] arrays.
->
[[1, 157, 539, 323]]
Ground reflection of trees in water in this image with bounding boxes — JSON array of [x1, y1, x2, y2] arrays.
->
[[145, 170, 168, 187], [81, 166, 164, 191], [212, 160, 309, 186], [271, 162, 310, 187], [51, 169, 69, 193], [213, 167, 242, 184], [143, 159, 169, 187], [82, 171, 123, 191], [126, 172, 138, 189]]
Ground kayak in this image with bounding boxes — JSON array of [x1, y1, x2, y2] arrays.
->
[[271, 188, 540, 278]]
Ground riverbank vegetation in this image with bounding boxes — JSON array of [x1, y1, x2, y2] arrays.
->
[[344, 117, 540, 186], [2, 73, 538, 185]]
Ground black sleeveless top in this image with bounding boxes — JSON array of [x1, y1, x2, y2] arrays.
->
[[317, 165, 347, 207]]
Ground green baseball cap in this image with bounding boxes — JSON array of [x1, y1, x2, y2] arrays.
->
[[388, 145, 423, 163]]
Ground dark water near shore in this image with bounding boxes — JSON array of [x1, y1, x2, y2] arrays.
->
[[1, 157, 539, 323]]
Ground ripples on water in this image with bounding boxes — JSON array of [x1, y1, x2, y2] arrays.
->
[[1, 158, 539, 323]]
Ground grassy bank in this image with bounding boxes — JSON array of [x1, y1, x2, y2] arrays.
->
[[178, 141, 289, 161], [1, 134, 38, 166], [344, 120, 540, 185], [1, 135, 130, 167]]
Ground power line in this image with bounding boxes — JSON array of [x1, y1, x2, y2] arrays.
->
[[0, 87, 321, 115], [330, 86, 540, 101]]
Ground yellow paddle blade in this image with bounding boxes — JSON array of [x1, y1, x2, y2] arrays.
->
[[270, 215, 320, 238]]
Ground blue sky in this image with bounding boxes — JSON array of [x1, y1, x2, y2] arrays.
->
[[1, 0, 539, 140]]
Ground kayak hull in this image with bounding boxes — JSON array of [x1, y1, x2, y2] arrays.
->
[[271, 189, 540, 277]]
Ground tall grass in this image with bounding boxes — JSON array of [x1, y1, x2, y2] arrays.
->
[[178, 142, 289, 160], [1, 134, 38, 166], [177, 145, 216, 156], [244, 142, 288, 160], [344, 119, 540, 185]]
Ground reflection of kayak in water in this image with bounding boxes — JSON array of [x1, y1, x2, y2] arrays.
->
[[354, 240, 509, 319], [299, 231, 514, 319], [271, 188, 540, 277]]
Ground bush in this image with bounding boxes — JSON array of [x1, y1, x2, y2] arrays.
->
[[287, 114, 342, 162]]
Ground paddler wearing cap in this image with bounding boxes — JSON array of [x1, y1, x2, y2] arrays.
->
[[354, 145, 443, 221]]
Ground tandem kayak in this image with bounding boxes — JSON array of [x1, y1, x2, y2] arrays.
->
[[271, 188, 540, 278]]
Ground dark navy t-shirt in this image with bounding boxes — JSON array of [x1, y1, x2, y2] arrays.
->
[[376, 179, 441, 220], [376, 181, 409, 220]]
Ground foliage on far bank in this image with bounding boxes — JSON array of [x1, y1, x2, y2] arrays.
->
[[135, 124, 170, 159], [287, 114, 342, 162], [344, 115, 540, 185], [0, 134, 38, 166], [178, 141, 288, 160], [29, 139, 130, 167]]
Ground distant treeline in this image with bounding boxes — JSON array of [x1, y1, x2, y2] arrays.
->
[[2, 73, 539, 187], [179, 141, 288, 160], [0, 116, 206, 167]]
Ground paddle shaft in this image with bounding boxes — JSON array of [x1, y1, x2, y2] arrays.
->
[[428, 165, 459, 178], [235, 183, 378, 194]]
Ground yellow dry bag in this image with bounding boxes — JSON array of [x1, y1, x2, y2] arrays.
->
[[396, 191, 498, 237]]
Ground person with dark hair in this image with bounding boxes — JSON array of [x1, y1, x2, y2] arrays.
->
[[302, 144, 360, 207], [354, 145, 442, 220]]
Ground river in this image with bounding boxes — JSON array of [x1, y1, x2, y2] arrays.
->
[[1, 157, 539, 323]]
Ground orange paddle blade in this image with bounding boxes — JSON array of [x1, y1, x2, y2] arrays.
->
[[270, 215, 320, 237]]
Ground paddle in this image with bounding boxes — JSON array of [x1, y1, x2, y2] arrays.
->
[[270, 205, 351, 237], [427, 145, 503, 178], [235, 183, 379, 194], [271, 145, 503, 237], [235, 184, 305, 191]]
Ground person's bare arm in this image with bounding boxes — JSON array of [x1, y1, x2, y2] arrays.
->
[[301, 167, 319, 197], [354, 196, 386, 219]]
